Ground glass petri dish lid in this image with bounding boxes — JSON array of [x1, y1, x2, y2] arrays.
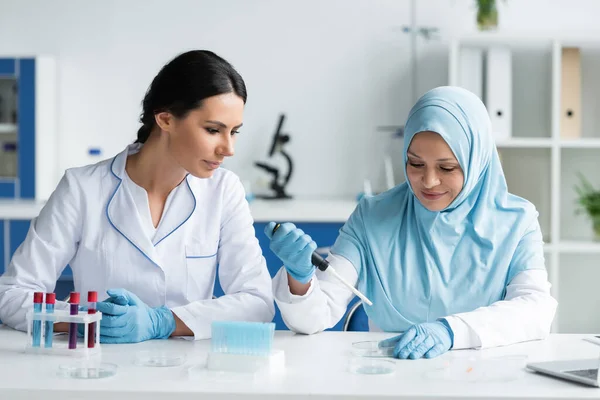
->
[[351, 340, 395, 358], [133, 350, 187, 367], [58, 362, 118, 379], [348, 357, 396, 375]]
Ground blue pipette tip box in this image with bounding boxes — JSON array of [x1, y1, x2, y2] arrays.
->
[[211, 321, 275, 356], [207, 321, 284, 374]]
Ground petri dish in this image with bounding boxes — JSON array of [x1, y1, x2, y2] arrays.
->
[[348, 357, 396, 375], [58, 362, 117, 379], [351, 341, 395, 358], [133, 350, 187, 367]]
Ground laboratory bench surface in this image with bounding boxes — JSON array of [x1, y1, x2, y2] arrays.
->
[[1, 326, 600, 399]]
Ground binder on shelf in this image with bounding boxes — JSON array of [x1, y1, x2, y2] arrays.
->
[[560, 47, 582, 139], [485, 46, 512, 141], [458, 47, 483, 99]]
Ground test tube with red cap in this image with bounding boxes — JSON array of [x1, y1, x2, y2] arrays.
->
[[88, 291, 97, 348], [32, 292, 43, 347], [68, 292, 80, 349], [44, 293, 55, 348]]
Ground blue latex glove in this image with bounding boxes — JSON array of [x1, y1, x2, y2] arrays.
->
[[264, 222, 317, 284], [96, 288, 176, 344], [379, 320, 454, 360]]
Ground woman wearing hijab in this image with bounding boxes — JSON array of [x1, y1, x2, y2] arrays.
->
[[264, 86, 557, 360]]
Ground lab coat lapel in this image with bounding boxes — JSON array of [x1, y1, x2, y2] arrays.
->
[[153, 175, 196, 247], [106, 147, 161, 269]]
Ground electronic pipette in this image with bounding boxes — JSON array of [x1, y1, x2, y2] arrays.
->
[[272, 223, 373, 306]]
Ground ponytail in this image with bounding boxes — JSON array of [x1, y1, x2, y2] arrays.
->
[[135, 123, 152, 144]]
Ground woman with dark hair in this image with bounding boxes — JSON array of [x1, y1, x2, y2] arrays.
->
[[0, 50, 275, 343]]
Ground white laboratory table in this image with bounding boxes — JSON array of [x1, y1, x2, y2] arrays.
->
[[0, 326, 600, 400], [0, 199, 45, 219], [248, 198, 356, 222]]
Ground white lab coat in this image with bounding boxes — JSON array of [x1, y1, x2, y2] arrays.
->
[[273, 254, 557, 349], [0, 145, 275, 338]]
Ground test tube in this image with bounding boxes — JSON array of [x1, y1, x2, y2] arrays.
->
[[32, 292, 43, 347], [44, 293, 55, 348], [87, 291, 97, 348], [68, 292, 80, 349]]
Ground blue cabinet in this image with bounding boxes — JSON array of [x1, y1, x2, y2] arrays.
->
[[9, 221, 30, 256], [0, 221, 4, 273], [0, 220, 29, 276], [0, 58, 36, 199]]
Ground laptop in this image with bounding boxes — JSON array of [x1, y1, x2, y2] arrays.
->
[[527, 358, 600, 387]]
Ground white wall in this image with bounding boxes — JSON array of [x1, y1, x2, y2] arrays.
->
[[0, 0, 450, 197], [1, 0, 600, 198]]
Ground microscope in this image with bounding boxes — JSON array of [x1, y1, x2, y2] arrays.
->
[[254, 114, 293, 199]]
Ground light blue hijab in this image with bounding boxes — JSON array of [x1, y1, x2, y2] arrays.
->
[[330, 86, 545, 332]]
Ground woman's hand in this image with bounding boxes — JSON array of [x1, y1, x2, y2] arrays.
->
[[96, 288, 175, 343], [379, 320, 454, 359]]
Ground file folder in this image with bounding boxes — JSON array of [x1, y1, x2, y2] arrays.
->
[[458, 47, 483, 99], [560, 47, 582, 139], [485, 47, 512, 140]]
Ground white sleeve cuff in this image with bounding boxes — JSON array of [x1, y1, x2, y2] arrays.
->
[[273, 266, 317, 304], [170, 306, 208, 340], [444, 315, 482, 350]]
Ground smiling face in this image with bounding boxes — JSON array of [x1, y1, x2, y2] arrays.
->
[[406, 131, 465, 211], [157, 92, 245, 178]]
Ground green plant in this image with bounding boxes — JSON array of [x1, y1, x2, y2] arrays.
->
[[574, 172, 600, 238], [476, 0, 502, 30]]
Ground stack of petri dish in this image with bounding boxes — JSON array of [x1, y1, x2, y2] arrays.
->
[[348, 340, 397, 375]]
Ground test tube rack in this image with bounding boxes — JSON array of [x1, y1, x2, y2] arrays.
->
[[25, 310, 102, 357]]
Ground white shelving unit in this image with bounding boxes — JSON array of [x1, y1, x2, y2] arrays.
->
[[495, 138, 553, 148], [450, 33, 600, 334]]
